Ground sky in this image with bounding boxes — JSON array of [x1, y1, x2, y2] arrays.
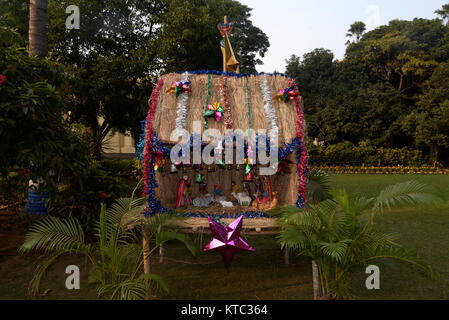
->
[[239, 0, 447, 73]]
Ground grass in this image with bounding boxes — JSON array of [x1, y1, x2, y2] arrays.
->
[[0, 174, 448, 300]]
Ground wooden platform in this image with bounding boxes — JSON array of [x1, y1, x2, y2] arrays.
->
[[167, 217, 281, 235]]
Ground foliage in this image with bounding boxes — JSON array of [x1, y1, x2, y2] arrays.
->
[[100, 159, 143, 181], [308, 141, 429, 167], [0, 0, 269, 160], [0, 26, 91, 190], [0, 167, 30, 207], [49, 162, 132, 232], [403, 61, 449, 165], [278, 181, 443, 299], [286, 8, 449, 163], [435, 4, 449, 25], [306, 168, 332, 205], [20, 197, 197, 300], [346, 21, 366, 44], [157, 0, 269, 74]]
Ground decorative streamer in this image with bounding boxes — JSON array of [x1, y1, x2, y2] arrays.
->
[[136, 120, 146, 162], [273, 78, 286, 142], [219, 75, 233, 129], [245, 77, 253, 135], [260, 75, 279, 139], [289, 79, 309, 208], [156, 91, 164, 134], [143, 77, 164, 203], [175, 72, 190, 130]]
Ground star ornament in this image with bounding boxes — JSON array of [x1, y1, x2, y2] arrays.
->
[[203, 216, 255, 269]]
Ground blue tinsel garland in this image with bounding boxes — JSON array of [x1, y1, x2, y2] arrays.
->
[[136, 120, 146, 161], [144, 156, 168, 217], [179, 70, 291, 79]]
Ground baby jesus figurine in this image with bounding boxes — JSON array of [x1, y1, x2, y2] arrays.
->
[[193, 180, 214, 208], [214, 184, 233, 208]]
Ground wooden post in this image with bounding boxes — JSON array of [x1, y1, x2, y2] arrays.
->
[[284, 247, 290, 265]]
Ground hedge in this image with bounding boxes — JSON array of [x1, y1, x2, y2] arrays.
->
[[308, 141, 430, 167]]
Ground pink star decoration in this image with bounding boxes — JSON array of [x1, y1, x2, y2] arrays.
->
[[203, 216, 255, 269]]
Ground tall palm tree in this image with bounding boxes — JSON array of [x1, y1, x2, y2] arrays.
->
[[345, 21, 366, 45], [279, 181, 443, 299], [29, 0, 48, 57], [435, 4, 449, 25]]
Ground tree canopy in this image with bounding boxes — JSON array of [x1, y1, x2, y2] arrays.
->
[[0, 0, 270, 160], [286, 5, 449, 164]]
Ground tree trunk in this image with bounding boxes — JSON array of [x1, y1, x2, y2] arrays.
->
[[29, 0, 48, 57], [432, 145, 439, 168], [312, 260, 321, 300], [143, 233, 151, 275]]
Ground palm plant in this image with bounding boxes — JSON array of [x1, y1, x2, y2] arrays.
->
[[20, 197, 197, 300], [279, 180, 442, 299], [346, 21, 366, 45], [306, 168, 332, 205]]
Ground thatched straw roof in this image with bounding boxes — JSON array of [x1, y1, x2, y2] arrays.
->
[[152, 72, 301, 144]]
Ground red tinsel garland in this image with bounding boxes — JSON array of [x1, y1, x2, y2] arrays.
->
[[289, 78, 309, 203], [143, 77, 165, 196], [219, 75, 233, 129]]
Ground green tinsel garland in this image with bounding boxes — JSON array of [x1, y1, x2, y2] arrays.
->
[[203, 74, 213, 130]]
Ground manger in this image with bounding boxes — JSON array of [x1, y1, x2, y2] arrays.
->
[[137, 17, 309, 233]]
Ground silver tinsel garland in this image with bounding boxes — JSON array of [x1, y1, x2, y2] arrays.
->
[[175, 72, 190, 130], [260, 75, 279, 139]]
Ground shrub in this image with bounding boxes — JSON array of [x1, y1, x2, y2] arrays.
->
[[49, 162, 132, 231], [0, 167, 30, 208], [99, 159, 143, 181]]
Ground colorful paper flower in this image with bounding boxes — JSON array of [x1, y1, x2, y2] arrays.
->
[[273, 86, 299, 102], [166, 81, 191, 97], [205, 102, 224, 122]]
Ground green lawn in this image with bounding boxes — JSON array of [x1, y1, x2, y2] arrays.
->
[[154, 174, 449, 300], [1, 174, 448, 300]]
